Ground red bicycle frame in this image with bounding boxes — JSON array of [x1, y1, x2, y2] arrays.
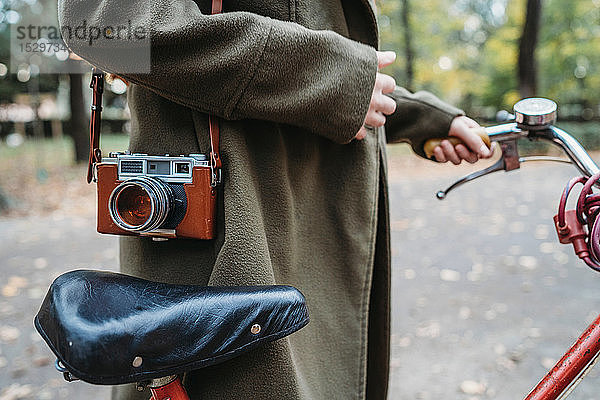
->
[[525, 314, 600, 399], [148, 376, 189, 400]]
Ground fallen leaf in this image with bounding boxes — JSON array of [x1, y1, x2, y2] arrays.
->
[[541, 357, 556, 369], [0, 384, 32, 400], [0, 326, 20, 343], [519, 256, 538, 270], [539, 242, 555, 254], [460, 380, 486, 395], [8, 277, 28, 288], [440, 269, 460, 282], [34, 258, 48, 269], [509, 221, 525, 233], [458, 306, 471, 320], [1, 286, 17, 297], [397, 336, 411, 348], [33, 356, 51, 367], [534, 224, 550, 240], [403, 269, 416, 280], [416, 321, 440, 338], [493, 343, 506, 355]]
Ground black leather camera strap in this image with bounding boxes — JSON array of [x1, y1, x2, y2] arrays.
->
[[86, 0, 223, 185], [87, 69, 103, 183]]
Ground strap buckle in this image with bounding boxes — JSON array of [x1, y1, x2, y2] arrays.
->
[[89, 68, 104, 93], [210, 153, 222, 187]]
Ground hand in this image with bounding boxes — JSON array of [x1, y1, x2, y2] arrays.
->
[[432, 116, 493, 164], [355, 51, 397, 140]]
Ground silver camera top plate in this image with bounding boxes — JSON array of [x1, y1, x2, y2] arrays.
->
[[102, 153, 210, 183]]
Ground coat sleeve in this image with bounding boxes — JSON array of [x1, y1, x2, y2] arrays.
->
[[58, 0, 378, 144], [384, 87, 465, 158]]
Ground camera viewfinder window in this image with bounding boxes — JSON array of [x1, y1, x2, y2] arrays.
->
[[175, 163, 190, 174], [147, 161, 170, 175]]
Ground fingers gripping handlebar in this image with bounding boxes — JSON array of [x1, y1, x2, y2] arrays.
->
[[423, 129, 492, 160]]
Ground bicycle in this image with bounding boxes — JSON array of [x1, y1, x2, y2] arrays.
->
[[35, 97, 600, 399]]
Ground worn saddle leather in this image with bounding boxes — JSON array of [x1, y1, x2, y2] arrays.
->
[[34, 270, 309, 385]]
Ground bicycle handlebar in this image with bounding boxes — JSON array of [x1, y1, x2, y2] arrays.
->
[[545, 126, 599, 177], [483, 122, 599, 177], [436, 98, 600, 199]]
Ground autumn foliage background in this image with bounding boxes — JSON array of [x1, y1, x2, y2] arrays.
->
[[379, 0, 600, 118]]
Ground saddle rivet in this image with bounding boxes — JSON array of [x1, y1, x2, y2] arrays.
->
[[251, 324, 261, 334], [132, 356, 143, 367]]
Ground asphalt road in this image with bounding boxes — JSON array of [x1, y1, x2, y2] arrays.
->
[[387, 161, 600, 399], [0, 211, 117, 399], [1, 158, 600, 400]]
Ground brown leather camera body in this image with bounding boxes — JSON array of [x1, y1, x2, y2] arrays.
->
[[96, 163, 217, 240]]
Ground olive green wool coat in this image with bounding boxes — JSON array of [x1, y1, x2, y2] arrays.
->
[[58, 0, 462, 398]]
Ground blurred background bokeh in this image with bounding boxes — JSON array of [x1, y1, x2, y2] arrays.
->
[[0, 0, 599, 213], [1, 0, 600, 399]]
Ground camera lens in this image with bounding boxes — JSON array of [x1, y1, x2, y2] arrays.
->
[[108, 177, 173, 232], [115, 185, 152, 227]]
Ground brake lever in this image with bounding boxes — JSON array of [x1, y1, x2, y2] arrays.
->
[[519, 156, 572, 165], [436, 140, 520, 199]]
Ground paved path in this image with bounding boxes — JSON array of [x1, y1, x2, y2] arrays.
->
[[387, 160, 600, 399], [0, 212, 116, 399], [1, 154, 599, 399]]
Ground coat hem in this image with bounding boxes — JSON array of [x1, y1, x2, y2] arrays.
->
[[357, 134, 381, 399]]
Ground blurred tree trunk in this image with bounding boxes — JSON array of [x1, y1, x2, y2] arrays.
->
[[69, 73, 89, 163], [400, 0, 414, 91], [518, 0, 542, 98], [0, 187, 9, 213]]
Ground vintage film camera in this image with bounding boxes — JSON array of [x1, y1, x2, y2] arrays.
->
[[95, 152, 217, 239], [88, 70, 220, 240]]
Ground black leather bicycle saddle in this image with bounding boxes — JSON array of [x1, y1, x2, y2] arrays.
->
[[34, 270, 309, 385]]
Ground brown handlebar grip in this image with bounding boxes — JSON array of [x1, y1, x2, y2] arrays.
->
[[423, 128, 491, 159]]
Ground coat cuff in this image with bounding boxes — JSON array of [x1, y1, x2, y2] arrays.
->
[[384, 87, 464, 159], [231, 22, 378, 144]]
